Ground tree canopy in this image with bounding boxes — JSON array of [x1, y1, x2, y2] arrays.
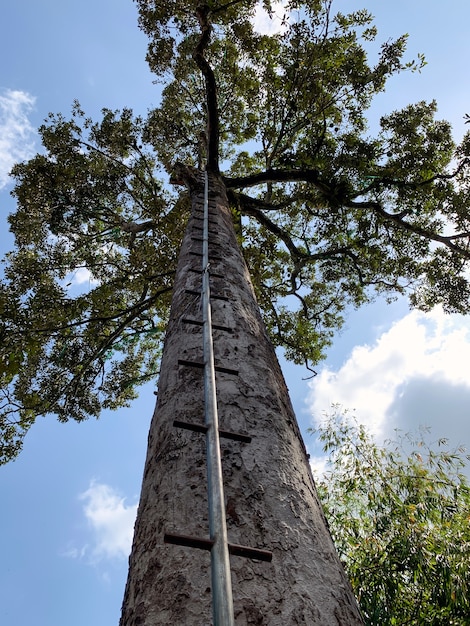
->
[[313, 408, 470, 625], [2, 0, 470, 462]]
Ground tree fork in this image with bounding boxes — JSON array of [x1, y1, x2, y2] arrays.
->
[[120, 169, 363, 625]]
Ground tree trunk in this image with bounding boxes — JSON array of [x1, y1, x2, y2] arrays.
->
[[120, 170, 363, 625]]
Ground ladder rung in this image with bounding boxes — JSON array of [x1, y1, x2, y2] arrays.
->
[[190, 251, 222, 260], [173, 420, 252, 443], [178, 358, 204, 369], [219, 429, 251, 443], [182, 318, 233, 333], [228, 543, 272, 562], [192, 209, 214, 214], [164, 533, 214, 551], [217, 364, 239, 375], [178, 360, 239, 376], [191, 237, 221, 246], [185, 289, 230, 301], [188, 268, 225, 279], [193, 216, 217, 224], [192, 226, 219, 235], [164, 533, 272, 562], [173, 420, 207, 434]]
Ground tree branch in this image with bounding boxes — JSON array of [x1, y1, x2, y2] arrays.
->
[[193, 5, 220, 172], [120, 220, 156, 234], [230, 191, 307, 258], [349, 199, 470, 259], [77, 138, 156, 198], [224, 167, 330, 192], [232, 191, 366, 277], [350, 158, 470, 198], [15, 284, 173, 337], [211, 0, 246, 15]]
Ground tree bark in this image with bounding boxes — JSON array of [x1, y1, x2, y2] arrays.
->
[[120, 170, 363, 625]]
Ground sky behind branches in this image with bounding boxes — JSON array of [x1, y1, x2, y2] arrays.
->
[[1, 2, 470, 625]]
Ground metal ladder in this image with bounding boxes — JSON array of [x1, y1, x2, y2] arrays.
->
[[164, 171, 272, 625]]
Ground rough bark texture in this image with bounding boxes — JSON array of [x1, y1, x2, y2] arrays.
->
[[120, 171, 364, 625]]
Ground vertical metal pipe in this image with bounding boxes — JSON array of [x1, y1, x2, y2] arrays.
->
[[202, 170, 235, 626]]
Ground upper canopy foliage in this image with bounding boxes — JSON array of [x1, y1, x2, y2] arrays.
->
[[2, 0, 470, 462]]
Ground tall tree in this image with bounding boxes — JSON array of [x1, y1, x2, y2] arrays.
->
[[1, 0, 470, 620], [119, 170, 363, 623]]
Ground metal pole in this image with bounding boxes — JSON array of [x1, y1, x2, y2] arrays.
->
[[202, 170, 235, 626]]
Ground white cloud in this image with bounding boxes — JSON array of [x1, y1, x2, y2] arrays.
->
[[0, 89, 36, 189], [76, 480, 137, 562], [69, 266, 99, 286], [61, 545, 88, 560], [252, 0, 290, 35], [308, 306, 470, 448]]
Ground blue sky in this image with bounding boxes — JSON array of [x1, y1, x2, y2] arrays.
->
[[1, 2, 470, 625]]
